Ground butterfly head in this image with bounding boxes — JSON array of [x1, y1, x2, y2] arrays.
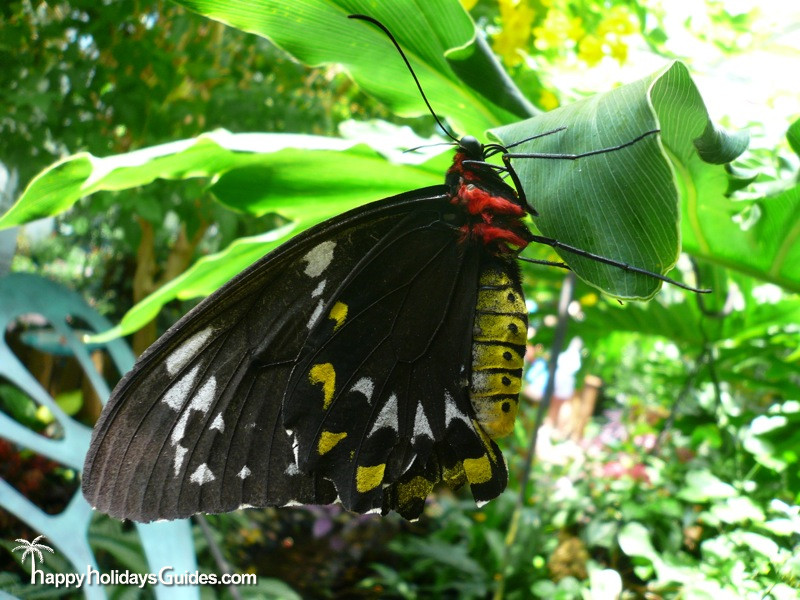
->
[[458, 135, 485, 161]]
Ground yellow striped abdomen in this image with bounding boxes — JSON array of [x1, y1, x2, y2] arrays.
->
[[470, 264, 527, 438]]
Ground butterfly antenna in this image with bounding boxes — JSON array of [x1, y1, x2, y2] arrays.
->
[[504, 129, 660, 161], [403, 141, 459, 154], [483, 126, 569, 158], [349, 14, 460, 144]]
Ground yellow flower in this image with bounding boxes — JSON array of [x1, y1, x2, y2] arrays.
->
[[460, 0, 479, 11], [538, 89, 559, 111], [240, 527, 264, 545], [493, 0, 536, 67], [566, 16, 585, 42], [532, 9, 576, 51], [579, 292, 599, 307], [608, 37, 629, 63], [598, 6, 638, 37], [577, 34, 604, 66]]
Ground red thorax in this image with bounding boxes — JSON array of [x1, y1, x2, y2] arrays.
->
[[446, 148, 532, 254]]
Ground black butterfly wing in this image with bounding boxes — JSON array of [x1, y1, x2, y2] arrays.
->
[[83, 185, 507, 522]]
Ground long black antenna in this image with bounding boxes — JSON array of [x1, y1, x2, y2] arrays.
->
[[504, 129, 660, 161], [348, 14, 460, 144]]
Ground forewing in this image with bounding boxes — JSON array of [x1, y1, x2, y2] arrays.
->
[[82, 188, 449, 522]]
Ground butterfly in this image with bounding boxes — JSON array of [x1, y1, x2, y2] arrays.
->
[[82, 15, 702, 522]]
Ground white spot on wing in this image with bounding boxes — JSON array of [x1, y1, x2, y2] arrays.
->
[[173, 445, 187, 476], [193, 376, 216, 413], [210, 413, 225, 433], [307, 300, 325, 329], [283, 500, 303, 507], [350, 378, 375, 403], [292, 438, 300, 466], [237, 466, 251, 480], [162, 364, 201, 411], [366, 507, 381, 515], [445, 391, 470, 428], [311, 279, 327, 298], [303, 241, 336, 277], [171, 376, 217, 445], [166, 328, 214, 376], [413, 402, 433, 440], [285, 463, 300, 475], [369, 393, 398, 436], [190, 463, 215, 485]]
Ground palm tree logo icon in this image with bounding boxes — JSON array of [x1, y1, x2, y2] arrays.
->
[[12, 535, 54, 581]]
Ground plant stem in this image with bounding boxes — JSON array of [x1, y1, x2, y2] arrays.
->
[[194, 515, 243, 600]]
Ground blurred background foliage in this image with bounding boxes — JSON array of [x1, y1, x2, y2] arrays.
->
[[1, 0, 799, 598]]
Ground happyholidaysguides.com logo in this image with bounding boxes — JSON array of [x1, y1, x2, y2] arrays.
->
[[13, 535, 257, 589]]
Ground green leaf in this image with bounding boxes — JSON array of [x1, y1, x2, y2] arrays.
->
[[493, 61, 747, 299], [208, 145, 439, 219], [730, 531, 780, 559], [762, 518, 800, 537], [710, 496, 766, 524], [692, 182, 800, 292], [787, 117, 800, 159], [54, 390, 83, 416], [677, 470, 737, 502], [618, 522, 658, 561], [0, 131, 373, 228], [172, 0, 527, 135], [5, 131, 442, 340], [693, 121, 749, 164]]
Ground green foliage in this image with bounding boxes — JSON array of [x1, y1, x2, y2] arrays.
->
[[2, 0, 798, 598], [1, 0, 386, 326]]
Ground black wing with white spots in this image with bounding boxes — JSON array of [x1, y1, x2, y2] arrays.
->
[[82, 186, 509, 522]]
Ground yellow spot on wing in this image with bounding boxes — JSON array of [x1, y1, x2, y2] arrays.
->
[[329, 301, 348, 331], [396, 475, 434, 508], [463, 455, 493, 484], [442, 462, 466, 489], [317, 431, 347, 455], [356, 464, 386, 492], [309, 363, 336, 409]]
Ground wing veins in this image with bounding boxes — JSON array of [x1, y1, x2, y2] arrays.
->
[[127, 327, 241, 517], [171, 348, 253, 515]]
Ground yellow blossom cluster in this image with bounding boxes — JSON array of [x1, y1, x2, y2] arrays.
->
[[491, 0, 536, 67], [488, 1, 639, 67]]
